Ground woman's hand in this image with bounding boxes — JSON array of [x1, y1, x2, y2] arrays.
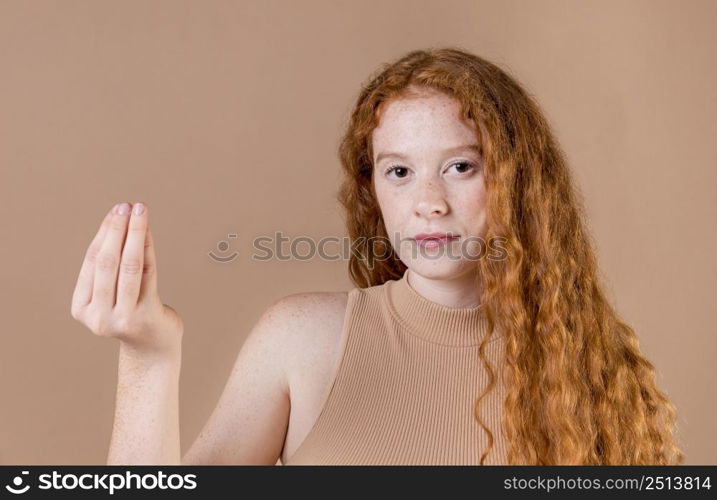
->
[[71, 202, 184, 357]]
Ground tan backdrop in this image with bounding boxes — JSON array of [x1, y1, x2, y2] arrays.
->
[[0, 0, 714, 465]]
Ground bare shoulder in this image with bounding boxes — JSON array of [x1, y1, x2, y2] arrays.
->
[[269, 290, 349, 325], [181, 289, 350, 465], [268, 290, 349, 366], [267, 291, 351, 463], [250, 289, 350, 391]]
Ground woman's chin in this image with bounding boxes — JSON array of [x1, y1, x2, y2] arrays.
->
[[401, 258, 475, 280]]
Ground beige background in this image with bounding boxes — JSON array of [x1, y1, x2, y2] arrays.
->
[[0, 0, 715, 465]]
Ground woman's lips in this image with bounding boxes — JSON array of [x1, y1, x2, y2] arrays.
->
[[413, 234, 460, 249]]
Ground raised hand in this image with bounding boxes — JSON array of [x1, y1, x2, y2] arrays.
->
[[71, 202, 183, 356]]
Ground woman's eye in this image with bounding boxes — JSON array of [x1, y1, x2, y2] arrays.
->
[[385, 165, 409, 178], [384, 162, 476, 179], [448, 161, 475, 174]]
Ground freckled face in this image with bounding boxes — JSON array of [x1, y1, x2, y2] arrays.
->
[[371, 89, 487, 280]]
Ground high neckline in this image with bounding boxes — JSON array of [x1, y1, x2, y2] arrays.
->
[[384, 270, 502, 347]]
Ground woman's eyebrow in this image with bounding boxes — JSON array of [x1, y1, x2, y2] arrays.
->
[[375, 144, 481, 163]]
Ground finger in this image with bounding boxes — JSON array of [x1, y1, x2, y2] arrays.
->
[[71, 205, 116, 314], [116, 202, 148, 309], [92, 202, 131, 309], [137, 225, 158, 304]]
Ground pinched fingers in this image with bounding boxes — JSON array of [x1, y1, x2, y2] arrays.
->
[[71, 201, 181, 349], [137, 225, 159, 305], [91, 202, 132, 310], [71, 205, 115, 318], [116, 202, 148, 310]]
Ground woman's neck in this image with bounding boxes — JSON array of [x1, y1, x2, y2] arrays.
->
[[405, 268, 482, 309]]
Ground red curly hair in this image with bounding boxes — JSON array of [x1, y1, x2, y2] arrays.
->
[[335, 47, 684, 465]]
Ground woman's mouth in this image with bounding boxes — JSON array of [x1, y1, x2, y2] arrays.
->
[[412, 233, 460, 249]]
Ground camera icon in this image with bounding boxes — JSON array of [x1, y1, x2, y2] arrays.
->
[[5, 471, 30, 494], [208, 233, 239, 263]]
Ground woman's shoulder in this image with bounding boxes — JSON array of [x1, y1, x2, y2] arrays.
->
[[264, 290, 351, 350], [270, 290, 350, 323], [266, 278, 392, 334], [266, 290, 351, 388]]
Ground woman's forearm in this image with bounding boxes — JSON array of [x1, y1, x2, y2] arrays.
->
[[106, 341, 182, 465]]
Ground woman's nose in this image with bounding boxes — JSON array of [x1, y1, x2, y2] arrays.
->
[[415, 181, 448, 217]]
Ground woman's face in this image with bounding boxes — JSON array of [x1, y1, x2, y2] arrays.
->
[[371, 89, 487, 280]]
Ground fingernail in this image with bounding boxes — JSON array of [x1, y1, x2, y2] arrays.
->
[[133, 202, 145, 215], [117, 203, 130, 215]]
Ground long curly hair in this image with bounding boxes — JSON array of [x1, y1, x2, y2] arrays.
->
[[335, 47, 684, 465]]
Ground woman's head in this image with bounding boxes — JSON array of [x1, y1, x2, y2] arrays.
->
[[371, 85, 488, 281], [337, 46, 555, 288], [337, 47, 684, 465]]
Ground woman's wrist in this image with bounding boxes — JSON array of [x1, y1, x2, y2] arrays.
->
[[118, 336, 183, 369]]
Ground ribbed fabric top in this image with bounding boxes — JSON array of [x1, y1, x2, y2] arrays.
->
[[282, 270, 508, 465]]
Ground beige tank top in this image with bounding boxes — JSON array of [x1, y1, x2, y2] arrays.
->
[[283, 270, 508, 465]]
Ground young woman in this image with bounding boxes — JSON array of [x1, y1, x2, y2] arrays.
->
[[70, 47, 684, 465]]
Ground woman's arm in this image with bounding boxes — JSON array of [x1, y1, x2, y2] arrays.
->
[[180, 296, 294, 465], [106, 301, 295, 466], [71, 202, 185, 464], [107, 341, 182, 465], [72, 202, 297, 465]]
